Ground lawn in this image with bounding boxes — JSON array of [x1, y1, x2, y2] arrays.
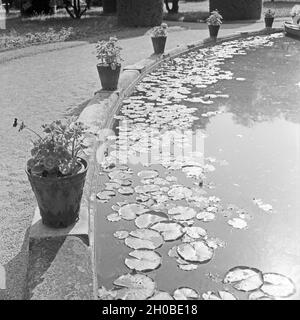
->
[[0, 1, 298, 52]]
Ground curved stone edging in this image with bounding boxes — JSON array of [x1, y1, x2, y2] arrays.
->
[[78, 26, 283, 300]]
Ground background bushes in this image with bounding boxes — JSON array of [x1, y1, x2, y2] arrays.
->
[[209, 0, 263, 20], [117, 0, 164, 27]]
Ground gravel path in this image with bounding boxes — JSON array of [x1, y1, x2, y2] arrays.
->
[[0, 18, 283, 299]]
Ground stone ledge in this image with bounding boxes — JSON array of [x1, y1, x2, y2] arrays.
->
[[26, 236, 93, 300], [30, 205, 89, 246]]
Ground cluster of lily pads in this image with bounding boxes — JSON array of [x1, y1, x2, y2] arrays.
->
[[97, 33, 295, 300]]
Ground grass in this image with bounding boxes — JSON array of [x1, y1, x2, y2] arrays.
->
[[0, 1, 298, 52]]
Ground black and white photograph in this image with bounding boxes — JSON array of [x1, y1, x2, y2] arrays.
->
[[1, 0, 300, 307]]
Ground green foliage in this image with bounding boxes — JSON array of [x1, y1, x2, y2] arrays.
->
[[207, 9, 222, 25], [13, 117, 87, 177], [209, 0, 262, 20], [117, 0, 163, 27], [96, 36, 122, 68], [0, 27, 73, 51]]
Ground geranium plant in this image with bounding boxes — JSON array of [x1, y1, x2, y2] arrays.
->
[[207, 10, 223, 26], [149, 23, 168, 38], [291, 5, 300, 18], [13, 117, 87, 177], [95, 36, 122, 70], [264, 9, 275, 18]]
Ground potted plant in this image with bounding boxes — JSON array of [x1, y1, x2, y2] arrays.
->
[[291, 5, 300, 25], [96, 36, 122, 91], [13, 117, 88, 228], [207, 10, 223, 38], [264, 9, 275, 28], [149, 23, 168, 54]]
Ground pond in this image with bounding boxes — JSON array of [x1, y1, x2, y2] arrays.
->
[[95, 33, 300, 300]]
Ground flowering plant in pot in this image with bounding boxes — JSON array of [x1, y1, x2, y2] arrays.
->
[[96, 36, 122, 90], [149, 23, 168, 54], [13, 117, 88, 228], [264, 9, 275, 28], [291, 5, 300, 25], [207, 10, 223, 38]]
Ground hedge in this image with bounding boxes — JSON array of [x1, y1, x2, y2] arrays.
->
[[117, 0, 164, 27], [209, 0, 262, 21]]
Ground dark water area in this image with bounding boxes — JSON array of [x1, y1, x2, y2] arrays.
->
[[96, 34, 300, 300]]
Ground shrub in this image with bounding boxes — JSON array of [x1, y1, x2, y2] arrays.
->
[[117, 0, 163, 27], [209, 0, 262, 21]]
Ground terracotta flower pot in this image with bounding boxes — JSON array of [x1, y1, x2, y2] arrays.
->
[[265, 17, 274, 28], [97, 64, 121, 90], [208, 25, 220, 38], [151, 36, 167, 54], [26, 158, 88, 228]]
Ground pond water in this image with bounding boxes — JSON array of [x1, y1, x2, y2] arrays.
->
[[95, 33, 300, 300]]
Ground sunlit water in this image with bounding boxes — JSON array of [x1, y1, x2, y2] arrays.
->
[[95, 33, 300, 300]]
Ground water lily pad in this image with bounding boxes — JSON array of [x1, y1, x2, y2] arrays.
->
[[113, 273, 156, 300], [173, 287, 199, 300], [108, 170, 132, 181], [125, 249, 162, 272], [177, 241, 214, 264], [118, 187, 134, 195], [107, 213, 122, 222], [253, 198, 273, 213], [125, 229, 163, 250], [228, 218, 247, 229], [224, 266, 264, 292], [202, 291, 237, 300], [184, 226, 207, 239], [206, 237, 226, 249], [248, 290, 274, 300], [119, 204, 147, 221], [105, 182, 121, 190], [168, 206, 196, 221], [151, 221, 184, 241], [135, 211, 168, 229], [168, 186, 193, 201], [135, 185, 161, 194], [149, 291, 174, 300], [178, 264, 198, 271], [96, 190, 116, 202], [196, 211, 216, 222], [138, 170, 159, 179], [260, 273, 296, 298], [113, 230, 129, 240]]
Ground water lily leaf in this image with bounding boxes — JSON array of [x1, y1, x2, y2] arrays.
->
[[96, 190, 116, 202], [228, 218, 247, 229], [119, 204, 147, 221], [138, 170, 159, 179], [177, 241, 214, 264], [125, 229, 163, 250], [248, 290, 274, 300], [168, 246, 179, 258], [107, 213, 122, 222], [184, 226, 207, 239], [260, 273, 296, 298], [168, 186, 193, 200], [196, 211, 216, 222], [105, 182, 121, 190], [151, 221, 184, 241], [168, 206, 196, 221], [118, 187, 134, 195], [125, 249, 162, 272], [173, 287, 199, 300], [98, 286, 117, 300], [149, 291, 174, 300], [113, 178, 133, 186], [202, 291, 237, 300], [178, 264, 198, 271], [113, 273, 156, 300], [113, 230, 129, 239], [224, 266, 264, 292], [206, 237, 226, 249], [108, 170, 132, 180], [135, 211, 168, 229], [253, 198, 273, 213], [135, 185, 161, 194]]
